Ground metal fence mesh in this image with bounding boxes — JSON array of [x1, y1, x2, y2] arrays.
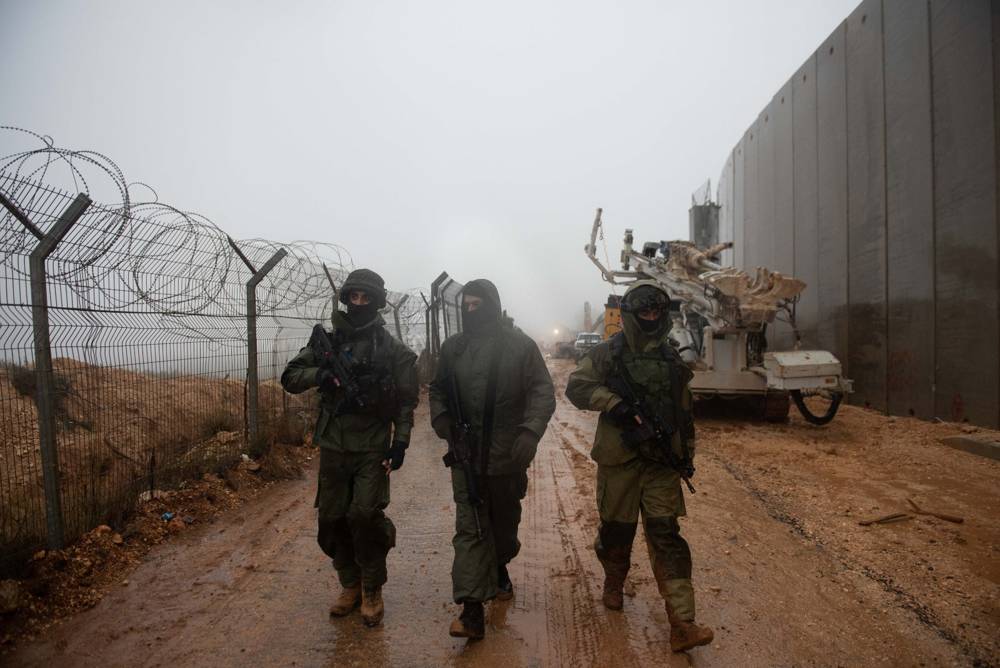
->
[[0, 127, 422, 575]]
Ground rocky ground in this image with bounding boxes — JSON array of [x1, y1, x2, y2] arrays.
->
[[2, 359, 997, 667]]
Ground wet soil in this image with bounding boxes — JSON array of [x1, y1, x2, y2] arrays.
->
[[5, 360, 998, 667]]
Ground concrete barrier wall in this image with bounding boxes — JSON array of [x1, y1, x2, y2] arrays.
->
[[715, 0, 1000, 426]]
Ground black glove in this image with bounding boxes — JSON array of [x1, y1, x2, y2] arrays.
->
[[384, 441, 407, 471], [609, 401, 641, 426], [315, 368, 339, 393], [432, 414, 453, 440], [511, 429, 540, 469]]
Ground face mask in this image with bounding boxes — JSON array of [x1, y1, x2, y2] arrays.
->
[[637, 315, 664, 334], [346, 302, 378, 325], [462, 305, 496, 333]]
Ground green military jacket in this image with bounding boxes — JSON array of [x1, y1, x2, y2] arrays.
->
[[281, 311, 418, 452], [429, 323, 556, 475], [565, 285, 695, 467]]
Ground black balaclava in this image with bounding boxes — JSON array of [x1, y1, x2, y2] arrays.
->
[[461, 278, 502, 335], [625, 284, 671, 336], [339, 268, 386, 327]]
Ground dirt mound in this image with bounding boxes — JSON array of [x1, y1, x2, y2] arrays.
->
[[0, 444, 315, 653]]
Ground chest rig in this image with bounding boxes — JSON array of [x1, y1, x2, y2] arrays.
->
[[329, 326, 398, 420], [605, 332, 696, 470]]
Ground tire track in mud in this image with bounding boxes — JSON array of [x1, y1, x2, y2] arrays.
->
[[711, 452, 993, 668], [546, 418, 689, 668]]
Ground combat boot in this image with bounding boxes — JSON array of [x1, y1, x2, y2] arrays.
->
[[360, 586, 384, 627], [599, 554, 629, 610], [448, 601, 485, 639], [665, 603, 714, 652], [496, 564, 514, 601], [329, 584, 361, 617]]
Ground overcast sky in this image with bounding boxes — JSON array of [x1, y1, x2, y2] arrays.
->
[[2, 0, 857, 341]]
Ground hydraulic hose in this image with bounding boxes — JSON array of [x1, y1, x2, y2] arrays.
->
[[790, 390, 843, 425]]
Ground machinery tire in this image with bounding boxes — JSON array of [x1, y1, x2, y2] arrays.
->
[[791, 390, 843, 425]]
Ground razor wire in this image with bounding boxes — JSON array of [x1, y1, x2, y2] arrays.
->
[[0, 127, 427, 574], [0, 126, 355, 329]]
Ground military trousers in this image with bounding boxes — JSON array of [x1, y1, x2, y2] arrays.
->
[[451, 468, 528, 603], [316, 448, 396, 589], [595, 457, 696, 620]]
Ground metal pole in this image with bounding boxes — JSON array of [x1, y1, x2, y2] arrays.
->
[[440, 278, 454, 339], [420, 292, 431, 360], [246, 250, 287, 448], [430, 272, 447, 357], [228, 239, 288, 449], [391, 293, 408, 342], [27, 194, 92, 549], [322, 263, 339, 313]]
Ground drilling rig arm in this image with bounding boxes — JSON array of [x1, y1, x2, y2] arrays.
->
[[585, 208, 639, 284]]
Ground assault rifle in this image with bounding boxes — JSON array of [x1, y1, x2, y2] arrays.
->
[[615, 374, 696, 494], [443, 373, 484, 539], [309, 324, 366, 408]]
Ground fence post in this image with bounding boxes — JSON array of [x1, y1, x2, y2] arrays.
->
[[430, 272, 447, 357], [228, 237, 287, 449], [389, 293, 408, 342], [21, 193, 91, 549], [322, 263, 339, 312]]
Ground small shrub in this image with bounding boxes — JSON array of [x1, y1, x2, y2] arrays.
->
[[6, 363, 74, 430], [197, 407, 241, 439]]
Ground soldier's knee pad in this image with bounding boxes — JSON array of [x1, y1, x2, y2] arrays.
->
[[644, 516, 692, 579], [595, 520, 637, 560]]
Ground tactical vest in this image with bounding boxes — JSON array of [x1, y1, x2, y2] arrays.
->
[[325, 326, 398, 421], [605, 332, 696, 467]]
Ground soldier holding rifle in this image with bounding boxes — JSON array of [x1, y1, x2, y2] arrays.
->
[[281, 268, 418, 627], [566, 280, 714, 653], [429, 279, 555, 639]]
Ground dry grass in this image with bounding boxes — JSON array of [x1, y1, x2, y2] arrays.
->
[[0, 359, 316, 576]]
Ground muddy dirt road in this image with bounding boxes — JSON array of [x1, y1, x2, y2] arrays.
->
[[8, 360, 998, 667]]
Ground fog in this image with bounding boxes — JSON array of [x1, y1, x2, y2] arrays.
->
[[1, 0, 856, 342]]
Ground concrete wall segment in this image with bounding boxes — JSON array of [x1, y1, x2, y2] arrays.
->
[[792, 55, 820, 348], [884, 0, 936, 419], [846, 0, 888, 411], [929, 0, 999, 426], [772, 82, 797, 350], [815, 22, 850, 370]]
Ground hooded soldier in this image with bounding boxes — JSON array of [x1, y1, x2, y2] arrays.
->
[[565, 280, 714, 653], [428, 279, 556, 639], [281, 268, 418, 627]]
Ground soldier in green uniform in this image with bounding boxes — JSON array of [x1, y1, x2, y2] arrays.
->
[[429, 279, 556, 639], [281, 268, 418, 627], [565, 280, 714, 653]]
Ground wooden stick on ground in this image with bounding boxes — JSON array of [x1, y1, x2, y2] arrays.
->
[[858, 512, 912, 526], [906, 498, 965, 524]]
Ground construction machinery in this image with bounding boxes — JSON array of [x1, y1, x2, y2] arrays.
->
[[585, 208, 851, 424]]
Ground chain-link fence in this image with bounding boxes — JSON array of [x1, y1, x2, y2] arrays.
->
[[420, 272, 464, 380], [0, 127, 421, 575]]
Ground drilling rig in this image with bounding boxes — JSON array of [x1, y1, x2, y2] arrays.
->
[[585, 208, 851, 424]]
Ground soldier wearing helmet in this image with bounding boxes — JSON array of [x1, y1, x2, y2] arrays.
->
[[565, 280, 714, 653], [281, 268, 418, 627]]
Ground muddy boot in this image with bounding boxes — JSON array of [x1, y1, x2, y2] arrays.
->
[[329, 584, 362, 617], [496, 564, 513, 601], [595, 527, 634, 611], [599, 552, 629, 610], [449, 601, 485, 639], [665, 603, 713, 652], [360, 586, 384, 627]]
